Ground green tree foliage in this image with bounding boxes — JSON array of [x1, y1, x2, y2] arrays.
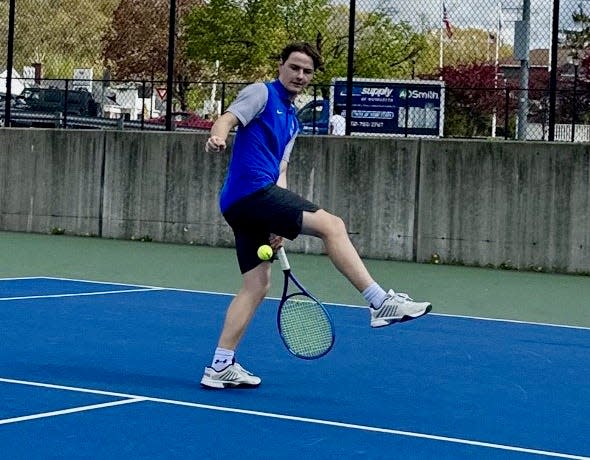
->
[[184, 0, 289, 82], [564, 9, 590, 80], [419, 27, 513, 73], [0, 0, 119, 78], [562, 10, 590, 123], [184, 0, 427, 87], [335, 12, 428, 82], [564, 10, 590, 55]]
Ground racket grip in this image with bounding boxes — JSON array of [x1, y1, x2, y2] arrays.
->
[[277, 247, 290, 271]]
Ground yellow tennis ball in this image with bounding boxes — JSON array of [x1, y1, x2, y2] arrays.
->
[[257, 245, 273, 261]]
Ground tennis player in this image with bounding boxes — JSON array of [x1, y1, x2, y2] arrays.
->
[[201, 42, 432, 389]]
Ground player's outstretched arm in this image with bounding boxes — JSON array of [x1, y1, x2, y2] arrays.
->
[[205, 112, 240, 152]]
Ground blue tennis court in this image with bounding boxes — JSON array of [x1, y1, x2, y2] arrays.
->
[[1, 277, 588, 459]]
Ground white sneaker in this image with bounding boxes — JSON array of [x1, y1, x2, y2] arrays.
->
[[370, 290, 432, 328], [200, 361, 261, 389]]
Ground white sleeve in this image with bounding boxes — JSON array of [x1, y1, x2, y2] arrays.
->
[[226, 83, 268, 126], [282, 135, 297, 163]]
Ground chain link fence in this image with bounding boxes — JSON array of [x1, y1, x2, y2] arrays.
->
[[1, 0, 588, 140]]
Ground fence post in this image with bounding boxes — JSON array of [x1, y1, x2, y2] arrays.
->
[[141, 80, 146, 130], [571, 62, 578, 142], [504, 83, 510, 140], [3, 0, 16, 127], [63, 79, 69, 128], [165, 0, 177, 131]]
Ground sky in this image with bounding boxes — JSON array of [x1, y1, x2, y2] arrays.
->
[[360, 0, 587, 49]]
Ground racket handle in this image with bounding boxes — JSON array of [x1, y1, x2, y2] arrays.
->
[[277, 247, 290, 271]]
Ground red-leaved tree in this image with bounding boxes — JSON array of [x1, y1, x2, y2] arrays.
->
[[101, 0, 204, 110]]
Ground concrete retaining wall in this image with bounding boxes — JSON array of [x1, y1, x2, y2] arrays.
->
[[418, 139, 590, 272], [0, 129, 104, 235], [1, 128, 588, 274]]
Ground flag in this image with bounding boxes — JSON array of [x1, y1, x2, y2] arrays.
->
[[443, 3, 453, 38]]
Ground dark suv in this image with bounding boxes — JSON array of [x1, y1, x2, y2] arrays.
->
[[20, 88, 99, 116]]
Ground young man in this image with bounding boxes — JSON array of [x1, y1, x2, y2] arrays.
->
[[329, 106, 346, 135], [201, 42, 431, 389]]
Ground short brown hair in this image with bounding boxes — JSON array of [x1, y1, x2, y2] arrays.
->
[[279, 42, 323, 71]]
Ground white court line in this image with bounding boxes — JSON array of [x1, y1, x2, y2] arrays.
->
[[0, 288, 164, 302], [3, 276, 168, 291], [0, 398, 145, 426], [2, 276, 589, 331], [0, 277, 50, 282], [38, 276, 590, 331], [0, 377, 587, 460]]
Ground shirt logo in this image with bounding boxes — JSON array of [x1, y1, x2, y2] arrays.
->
[[276, 110, 283, 115]]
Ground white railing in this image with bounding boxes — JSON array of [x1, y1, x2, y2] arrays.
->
[[527, 123, 590, 142]]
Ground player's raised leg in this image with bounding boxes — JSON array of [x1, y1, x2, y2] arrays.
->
[[301, 209, 432, 327]]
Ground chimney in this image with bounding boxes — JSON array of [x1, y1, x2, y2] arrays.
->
[[32, 63, 43, 84]]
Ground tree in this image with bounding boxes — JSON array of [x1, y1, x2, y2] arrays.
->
[[564, 9, 590, 61], [418, 27, 513, 75], [184, 0, 288, 83], [562, 9, 590, 123], [0, 0, 119, 78], [101, 0, 204, 110], [431, 63, 504, 137], [184, 0, 427, 95]]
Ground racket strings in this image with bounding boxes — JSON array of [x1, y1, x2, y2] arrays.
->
[[279, 295, 333, 358]]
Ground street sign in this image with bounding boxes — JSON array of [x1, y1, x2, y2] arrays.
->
[[156, 87, 167, 100]]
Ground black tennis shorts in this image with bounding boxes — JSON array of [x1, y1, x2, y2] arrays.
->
[[223, 184, 320, 274]]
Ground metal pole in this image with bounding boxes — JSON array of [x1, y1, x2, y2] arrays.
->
[[141, 80, 146, 129], [504, 80, 510, 139], [547, 0, 560, 141], [345, 0, 356, 136], [571, 63, 578, 142], [63, 80, 69, 128], [165, 0, 177, 131], [516, 0, 530, 140], [3, 0, 16, 126]]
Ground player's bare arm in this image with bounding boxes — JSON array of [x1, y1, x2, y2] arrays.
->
[[205, 112, 240, 152], [277, 159, 288, 189]]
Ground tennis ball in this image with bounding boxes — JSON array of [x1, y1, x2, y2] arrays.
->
[[257, 245, 274, 261]]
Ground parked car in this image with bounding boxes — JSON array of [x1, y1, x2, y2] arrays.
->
[[297, 99, 329, 135], [19, 87, 99, 116], [0, 93, 29, 110], [146, 111, 214, 130], [0, 94, 32, 127]]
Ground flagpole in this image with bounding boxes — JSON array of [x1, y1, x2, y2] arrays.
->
[[439, 1, 444, 77]]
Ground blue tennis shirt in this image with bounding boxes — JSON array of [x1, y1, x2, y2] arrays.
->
[[219, 79, 300, 213]]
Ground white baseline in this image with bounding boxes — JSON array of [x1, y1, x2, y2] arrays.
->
[[12, 276, 588, 331], [0, 377, 587, 460]]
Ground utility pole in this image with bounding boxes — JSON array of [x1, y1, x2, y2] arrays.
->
[[515, 0, 531, 140]]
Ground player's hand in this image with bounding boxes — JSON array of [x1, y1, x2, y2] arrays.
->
[[269, 233, 284, 251], [205, 136, 226, 153]]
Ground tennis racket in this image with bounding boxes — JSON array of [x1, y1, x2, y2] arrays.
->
[[276, 247, 335, 359]]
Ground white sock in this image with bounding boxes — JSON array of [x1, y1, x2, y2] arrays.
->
[[211, 347, 234, 371], [362, 282, 388, 309]]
